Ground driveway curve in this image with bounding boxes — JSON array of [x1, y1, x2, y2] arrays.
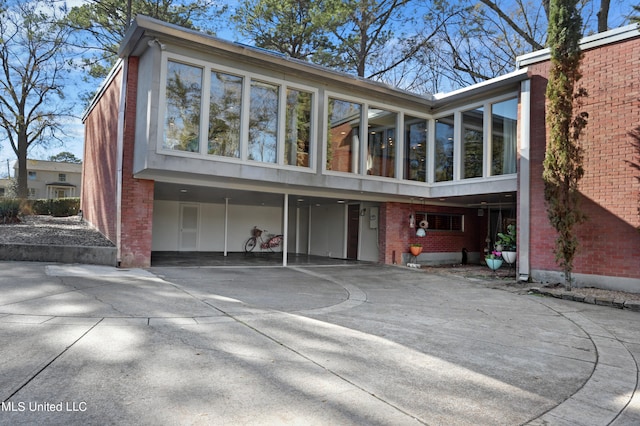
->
[[0, 262, 638, 425]]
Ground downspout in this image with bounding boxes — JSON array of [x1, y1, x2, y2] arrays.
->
[[115, 60, 129, 267]]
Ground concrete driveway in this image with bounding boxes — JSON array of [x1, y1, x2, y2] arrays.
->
[[0, 261, 639, 425]]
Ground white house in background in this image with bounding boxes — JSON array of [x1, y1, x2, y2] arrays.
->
[[0, 159, 82, 199]]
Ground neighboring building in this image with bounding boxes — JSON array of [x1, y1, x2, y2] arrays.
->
[[0, 159, 82, 199], [82, 16, 639, 292]]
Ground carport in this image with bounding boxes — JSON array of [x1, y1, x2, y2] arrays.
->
[[151, 182, 384, 266]]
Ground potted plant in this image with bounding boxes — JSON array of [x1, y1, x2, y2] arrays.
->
[[497, 224, 516, 264], [485, 250, 503, 271], [409, 243, 423, 256]]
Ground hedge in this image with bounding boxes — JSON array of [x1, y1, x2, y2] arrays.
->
[[0, 198, 21, 223], [30, 198, 80, 217]]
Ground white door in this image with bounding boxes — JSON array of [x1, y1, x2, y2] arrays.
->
[[179, 204, 199, 251]]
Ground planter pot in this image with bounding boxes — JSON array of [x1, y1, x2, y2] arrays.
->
[[485, 258, 503, 271], [501, 251, 516, 264], [410, 246, 423, 256]]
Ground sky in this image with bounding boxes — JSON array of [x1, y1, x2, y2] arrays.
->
[[0, 0, 638, 178]]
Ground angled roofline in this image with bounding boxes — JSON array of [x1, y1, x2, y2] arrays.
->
[[120, 15, 434, 106], [119, 15, 527, 110]]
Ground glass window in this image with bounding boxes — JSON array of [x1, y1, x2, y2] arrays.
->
[[327, 98, 362, 173], [367, 108, 396, 177], [248, 80, 279, 163], [462, 107, 484, 179], [416, 212, 464, 231], [58, 173, 66, 182], [208, 71, 242, 158], [404, 116, 427, 181], [163, 61, 202, 153], [434, 116, 454, 182], [285, 89, 312, 167], [28, 171, 37, 180], [491, 98, 517, 175]]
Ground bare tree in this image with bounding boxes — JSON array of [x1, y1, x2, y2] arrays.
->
[[429, 0, 623, 90], [0, 0, 74, 199]]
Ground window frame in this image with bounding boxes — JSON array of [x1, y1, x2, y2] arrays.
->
[[157, 52, 318, 172], [431, 92, 519, 184], [415, 211, 465, 232]]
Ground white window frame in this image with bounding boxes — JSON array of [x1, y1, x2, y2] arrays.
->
[[431, 91, 519, 184], [157, 52, 318, 173]]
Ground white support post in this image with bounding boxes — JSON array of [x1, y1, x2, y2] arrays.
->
[[282, 193, 289, 266]]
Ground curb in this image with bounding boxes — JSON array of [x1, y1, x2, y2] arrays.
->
[[529, 287, 640, 312]]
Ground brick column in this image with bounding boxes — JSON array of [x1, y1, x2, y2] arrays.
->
[[118, 57, 154, 268]]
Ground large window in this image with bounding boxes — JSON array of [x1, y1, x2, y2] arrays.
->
[[404, 116, 427, 181], [435, 116, 454, 182], [208, 71, 242, 158], [163, 61, 202, 153], [367, 108, 396, 177], [491, 98, 517, 175], [248, 81, 279, 163], [327, 98, 362, 173], [462, 107, 484, 179], [285, 89, 312, 167]]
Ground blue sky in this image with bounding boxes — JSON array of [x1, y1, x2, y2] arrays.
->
[[0, 0, 638, 177]]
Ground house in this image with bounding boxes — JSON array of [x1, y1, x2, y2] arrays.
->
[[0, 159, 82, 199], [82, 15, 639, 292]]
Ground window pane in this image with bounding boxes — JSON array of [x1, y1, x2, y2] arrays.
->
[[249, 81, 279, 163], [434, 116, 454, 182], [367, 108, 396, 177], [491, 98, 517, 175], [462, 107, 483, 179], [208, 72, 242, 158], [424, 213, 464, 231], [327, 98, 361, 173], [163, 61, 202, 153], [285, 89, 312, 167], [404, 116, 427, 181]]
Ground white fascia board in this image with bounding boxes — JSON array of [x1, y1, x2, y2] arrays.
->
[[517, 24, 640, 68], [432, 68, 529, 103]]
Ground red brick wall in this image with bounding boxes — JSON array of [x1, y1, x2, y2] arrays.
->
[[379, 202, 486, 264], [119, 57, 154, 268], [527, 36, 640, 279], [82, 58, 154, 268], [82, 67, 121, 245]]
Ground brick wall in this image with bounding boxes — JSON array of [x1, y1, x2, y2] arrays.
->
[[82, 58, 154, 268], [379, 202, 486, 264], [81, 66, 121, 245], [119, 57, 154, 268], [527, 37, 640, 279]]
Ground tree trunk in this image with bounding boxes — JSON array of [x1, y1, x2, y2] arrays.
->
[[597, 0, 610, 32], [16, 132, 29, 200]]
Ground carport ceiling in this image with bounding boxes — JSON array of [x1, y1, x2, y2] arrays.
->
[[154, 182, 344, 207], [154, 182, 516, 208]]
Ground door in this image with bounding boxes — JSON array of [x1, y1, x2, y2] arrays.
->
[[179, 204, 199, 251], [346, 204, 360, 259]]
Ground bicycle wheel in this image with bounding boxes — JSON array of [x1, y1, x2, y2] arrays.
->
[[244, 237, 257, 253]]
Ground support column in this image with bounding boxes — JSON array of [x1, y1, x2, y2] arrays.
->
[[518, 80, 531, 281]]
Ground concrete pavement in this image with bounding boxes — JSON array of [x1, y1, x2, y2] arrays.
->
[[0, 261, 639, 425]]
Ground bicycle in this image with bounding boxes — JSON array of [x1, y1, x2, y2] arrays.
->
[[244, 226, 283, 253]]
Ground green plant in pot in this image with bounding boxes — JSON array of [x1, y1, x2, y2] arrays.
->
[[497, 224, 517, 264], [409, 243, 423, 256]]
